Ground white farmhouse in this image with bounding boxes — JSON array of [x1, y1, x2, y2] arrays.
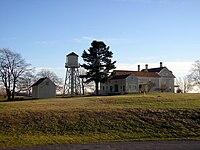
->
[[32, 77, 56, 98], [100, 62, 175, 94]]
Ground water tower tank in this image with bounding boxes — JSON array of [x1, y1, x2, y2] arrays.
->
[[65, 52, 79, 68]]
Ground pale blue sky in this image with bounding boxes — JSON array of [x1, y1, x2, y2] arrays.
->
[[0, 0, 200, 78]]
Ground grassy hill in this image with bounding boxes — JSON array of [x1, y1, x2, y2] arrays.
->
[[0, 93, 200, 148]]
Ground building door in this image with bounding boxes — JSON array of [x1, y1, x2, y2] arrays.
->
[[110, 86, 113, 92], [114, 84, 119, 92], [123, 85, 125, 92]]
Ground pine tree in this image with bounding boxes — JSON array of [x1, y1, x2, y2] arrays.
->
[[81, 40, 116, 95]]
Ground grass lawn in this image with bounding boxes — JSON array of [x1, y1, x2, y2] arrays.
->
[[0, 93, 200, 148]]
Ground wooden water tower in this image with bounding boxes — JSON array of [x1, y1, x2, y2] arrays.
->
[[63, 52, 81, 96]]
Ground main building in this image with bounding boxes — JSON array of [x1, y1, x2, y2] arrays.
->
[[100, 62, 175, 94]]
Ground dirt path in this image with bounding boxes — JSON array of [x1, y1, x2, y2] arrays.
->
[[2, 141, 200, 150]]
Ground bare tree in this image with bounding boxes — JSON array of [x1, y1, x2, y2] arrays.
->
[[0, 48, 30, 100], [16, 70, 35, 97], [188, 60, 200, 89], [183, 76, 193, 93], [176, 76, 191, 93], [176, 77, 183, 93], [146, 81, 155, 92], [178, 76, 193, 93]]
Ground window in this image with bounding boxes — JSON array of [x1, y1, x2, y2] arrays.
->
[[102, 86, 105, 91], [169, 80, 172, 84], [46, 81, 49, 85]]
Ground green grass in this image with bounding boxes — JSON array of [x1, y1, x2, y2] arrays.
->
[[0, 93, 200, 148]]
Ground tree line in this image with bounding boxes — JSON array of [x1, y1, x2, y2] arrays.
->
[[1, 40, 200, 100]]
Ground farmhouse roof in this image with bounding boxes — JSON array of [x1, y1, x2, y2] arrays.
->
[[112, 70, 135, 76], [110, 74, 131, 80], [141, 67, 165, 73], [112, 70, 160, 78], [32, 77, 47, 87], [132, 71, 160, 77]]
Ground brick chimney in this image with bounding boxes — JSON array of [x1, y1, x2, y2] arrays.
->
[[160, 62, 163, 68], [145, 64, 148, 71], [138, 65, 140, 72]]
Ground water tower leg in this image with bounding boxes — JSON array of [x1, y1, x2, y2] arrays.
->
[[71, 68, 75, 96], [63, 68, 70, 96]]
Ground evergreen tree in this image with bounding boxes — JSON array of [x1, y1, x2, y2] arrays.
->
[[81, 40, 116, 95]]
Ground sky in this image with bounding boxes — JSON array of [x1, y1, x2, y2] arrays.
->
[[0, 0, 200, 79]]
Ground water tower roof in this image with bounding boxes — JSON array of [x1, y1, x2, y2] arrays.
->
[[67, 52, 78, 57]]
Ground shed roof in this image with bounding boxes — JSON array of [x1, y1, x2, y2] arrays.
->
[[32, 77, 47, 87]]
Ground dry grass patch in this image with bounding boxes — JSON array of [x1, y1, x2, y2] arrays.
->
[[0, 93, 200, 148]]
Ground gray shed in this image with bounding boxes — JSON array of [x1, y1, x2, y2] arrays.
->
[[32, 77, 56, 98]]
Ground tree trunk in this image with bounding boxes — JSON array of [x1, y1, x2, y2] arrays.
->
[[28, 89, 31, 97], [12, 79, 16, 100], [81, 78, 85, 95], [95, 81, 99, 96], [6, 89, 11, 100], [12, 87, 15, 100]]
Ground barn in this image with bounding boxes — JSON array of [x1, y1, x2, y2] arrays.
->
[[32, 77, 56, 98]]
